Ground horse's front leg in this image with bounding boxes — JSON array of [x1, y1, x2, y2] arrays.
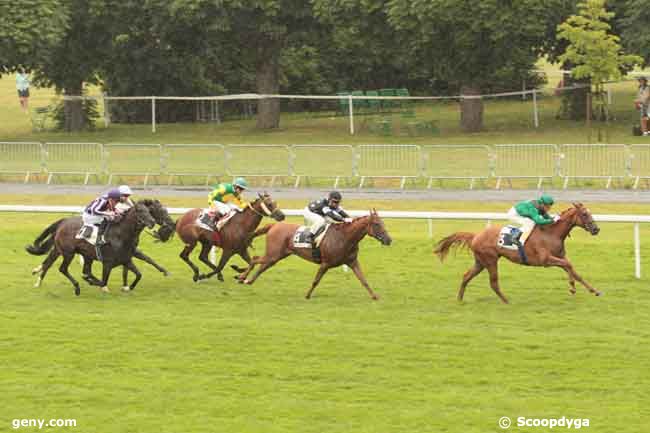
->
[[122, 260, 142, 292], [81, 256, 103, 286], [231, 248, 252, 274], [347, 259, 380, 300], [202, 249, 234, 282], [547, 255, 601, 296], [305, 263, 331, 299], [99, 261, 115, 294], [134, 248, 169, 276]]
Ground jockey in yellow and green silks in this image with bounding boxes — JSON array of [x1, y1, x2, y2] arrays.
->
[[207, 177, 249, 219]]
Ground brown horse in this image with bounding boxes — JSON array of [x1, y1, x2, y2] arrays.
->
[[434, 203, 601, 304], [237, 209, 392, 300], [175, 192, 285, 282]]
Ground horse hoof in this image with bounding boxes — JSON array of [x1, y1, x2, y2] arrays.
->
[[569, 289, 576, 295], [595, 291, 603, 296], [75, 287, 80, 296], [163, 271, 170, 277], [193, 275, 200, 282], [244, 279, 252, 285], [100, 286, 110, 294], [122, 286, 131, 292], [372, 295, 380, 301], [217, 273, 224, 282], [34, 276, 42, 288], [31, 265, 42, 275]]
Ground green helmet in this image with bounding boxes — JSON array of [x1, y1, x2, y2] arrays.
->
[[233, 177, 248, 190], [539, 194, 554, 205]]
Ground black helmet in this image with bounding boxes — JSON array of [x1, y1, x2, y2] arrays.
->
[[328, 191, 342, 201]]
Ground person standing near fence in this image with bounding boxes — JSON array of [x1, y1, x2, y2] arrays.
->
[[16, 68, 30, 112], [635, 76, 650, 136]]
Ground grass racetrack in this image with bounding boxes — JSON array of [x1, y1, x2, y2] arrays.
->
[[1, 197, 648, 432]]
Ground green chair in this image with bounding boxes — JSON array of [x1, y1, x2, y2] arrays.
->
[[365, 90, 380, 112], [379, 88, 397, 111]]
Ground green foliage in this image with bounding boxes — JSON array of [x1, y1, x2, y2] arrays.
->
[[50, 90, 100, 131], [618, 0, 650, 64], [0, 0, 69, 74], [557, 0, 642, 84]]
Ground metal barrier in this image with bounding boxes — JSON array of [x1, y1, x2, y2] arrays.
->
[[103, 143, 162, 186], [164, 144, 225, 185], [356, 144, 420, 188], [493, 144, 557, 189], [420, 145, 490, 189], [291, 144, 354, 188], [44, 142, 103, 185], [558, 144, 628, 189], [0, 142, 43, 182], [628, 144, 650, 189], [226, 145, 291, 186]]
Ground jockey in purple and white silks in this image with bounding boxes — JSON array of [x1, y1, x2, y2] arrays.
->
[[82, 188, 122, 245]]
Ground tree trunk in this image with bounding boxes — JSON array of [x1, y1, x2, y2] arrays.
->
[[64, 82, 84, 132], [256, 40, 281, 130], [459, 85, 483, 133]]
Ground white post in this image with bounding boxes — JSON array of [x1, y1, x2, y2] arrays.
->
[[102, 93, 110, 128], [532, 89, 539, 128], [151, 97, 156, 133], [634, 223, 641, 279], [522, 78, 526, 101], [348, 95, 354, 135], [607, 87, 612, 105]]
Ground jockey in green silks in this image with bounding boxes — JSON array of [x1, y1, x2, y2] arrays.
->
[[506, 194, 559, 246]]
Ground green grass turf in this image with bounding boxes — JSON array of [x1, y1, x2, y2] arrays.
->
[[1, 197, 649, 432]]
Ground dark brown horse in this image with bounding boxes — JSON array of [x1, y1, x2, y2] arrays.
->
[[237, 209, 392, 300], [434, 203, 601, 304], [27, 199, 175, 290], [175, 192, 285, 282], [26, 203, 156, 295]]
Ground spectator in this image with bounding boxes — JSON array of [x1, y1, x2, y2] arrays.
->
[[634, 76, 650, 136], [16, 68, 30, 112]]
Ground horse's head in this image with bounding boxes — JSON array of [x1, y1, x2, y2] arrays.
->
[[134, 202, 156, 230], [138, 199, 175, 241], [252, 192, 285, 221], [366, 208, 392, 245], [572, 202, 599, 235]]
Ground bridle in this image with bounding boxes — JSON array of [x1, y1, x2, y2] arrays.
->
[[248, 199, 274, 218]]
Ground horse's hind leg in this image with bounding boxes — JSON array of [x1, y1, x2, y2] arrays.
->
[[486, 263, 509, 304], [244, 252, 290, 285], [231, 249, 252, 274], [458, 260, 484, 301], [197, 241, 222, 280], [82, 257, 103, 286], [236, 256, 262, 282], [34, 248, 60, 288], [58, 253, 81, 296]]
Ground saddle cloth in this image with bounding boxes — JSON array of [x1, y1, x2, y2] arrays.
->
[[75, 224, 99, 246], [196, 209, 235, 232], [497, 225, 521, 250], [293, 224, 331, 249]]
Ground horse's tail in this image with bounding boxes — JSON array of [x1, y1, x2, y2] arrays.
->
[[434, 232, 476, 262], [25, 219, 64, 255]]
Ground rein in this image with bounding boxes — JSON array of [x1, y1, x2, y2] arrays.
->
[[247, 200, 272, 218]]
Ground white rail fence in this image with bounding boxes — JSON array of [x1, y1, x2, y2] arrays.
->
[[3, 142, 650, 189], [1, 205, 646, 280]]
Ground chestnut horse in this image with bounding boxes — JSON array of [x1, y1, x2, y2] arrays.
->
[[236, 209, 392, 300], [434, 203, 601, 304], [175, 192, 284, 282]]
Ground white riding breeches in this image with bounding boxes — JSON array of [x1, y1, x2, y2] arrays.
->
[[82, 213, 106, 226], [304, 208, 327, 233], [507, 207, 535, 242], [211, 201, 239, 215]]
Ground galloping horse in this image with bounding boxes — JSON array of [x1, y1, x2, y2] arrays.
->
[[175, 192, 285, 282], [27, 199, 175, 290], [26, 203, 156, 295], [237, 209, 392, 300], [434, 203, 601, 304]]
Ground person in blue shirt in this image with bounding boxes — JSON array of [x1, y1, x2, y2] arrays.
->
[[16, 68, 30, 112]]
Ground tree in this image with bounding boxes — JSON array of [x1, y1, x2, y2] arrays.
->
[[557, 0, 642, 136], [0, 0, 68, 74], [617, 0, 650, 64], [386, 0, 574, 132]]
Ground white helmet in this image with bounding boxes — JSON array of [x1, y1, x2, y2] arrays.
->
[[118, 185, 133, 196]]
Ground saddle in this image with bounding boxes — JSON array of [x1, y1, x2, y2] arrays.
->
[[75, 224, 99, 246], [293, 224, 331, 261], [196, 209, 236, 232], [497, 225, 529, 265]]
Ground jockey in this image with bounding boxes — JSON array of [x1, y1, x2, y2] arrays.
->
[[82, 188, 122, 246], [507, 194, 559, 246], [304, 191, 352, 241], [201, 177, 249, 227], [115, 185, 134, 212]]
